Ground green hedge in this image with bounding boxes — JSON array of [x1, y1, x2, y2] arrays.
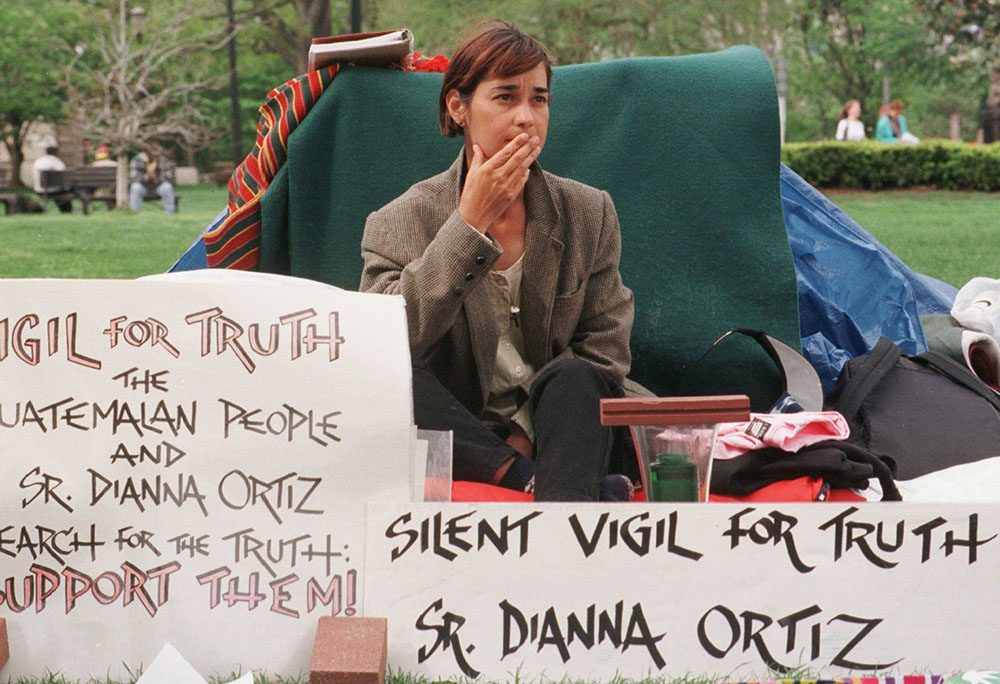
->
[[781, 140, 1000, 191]]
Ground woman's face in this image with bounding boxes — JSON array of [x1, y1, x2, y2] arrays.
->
[[450, 63, 550, 160], [849, 101, 861, 119]]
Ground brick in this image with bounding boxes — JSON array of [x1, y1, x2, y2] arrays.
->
[[310, 616, 387, 684], [0, 618, 8, 671]]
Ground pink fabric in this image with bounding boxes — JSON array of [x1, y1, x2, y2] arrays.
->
[[714, 411, 850, 460]]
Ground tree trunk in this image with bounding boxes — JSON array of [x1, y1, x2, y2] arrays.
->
[[293, 0, 333, 73], [311, 0, 331, 39], [1, 122, 28, 190], [988, 68, 1000, 108], [8, 143, 24, 190], [116, 155, 129, 209], [982, 69, 1000, 143]]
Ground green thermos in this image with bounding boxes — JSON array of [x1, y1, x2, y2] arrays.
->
[[649, 453, 699, 502]]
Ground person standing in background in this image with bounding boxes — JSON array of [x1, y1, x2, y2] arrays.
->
[[835, 99, 866, 141]]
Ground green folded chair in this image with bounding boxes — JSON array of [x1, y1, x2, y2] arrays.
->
[[257, 45, 801, 410]]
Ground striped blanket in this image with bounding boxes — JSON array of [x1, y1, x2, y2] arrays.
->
[[202, 53, 449, 270]]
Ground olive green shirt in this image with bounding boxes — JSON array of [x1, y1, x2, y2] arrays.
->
[[481, 255, 536, 440]]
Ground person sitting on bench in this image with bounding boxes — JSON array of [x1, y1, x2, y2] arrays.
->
[[360, 21, 636, 502], [32, 146, 72, 213], [92, 143, 117, 168], [129, 142, 177, 213]]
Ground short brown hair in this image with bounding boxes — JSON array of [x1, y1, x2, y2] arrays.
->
[[438, 21, 552, 137], [889, 98, 904, 114]]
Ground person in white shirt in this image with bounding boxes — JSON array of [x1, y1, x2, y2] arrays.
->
[[31, 146, 72, 213], [835, 99, 866, 141]]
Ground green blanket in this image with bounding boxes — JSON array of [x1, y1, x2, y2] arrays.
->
[[258, 46, 800, 409]]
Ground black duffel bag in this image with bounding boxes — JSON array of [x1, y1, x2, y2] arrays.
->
[[825, 336, 1000, 480]]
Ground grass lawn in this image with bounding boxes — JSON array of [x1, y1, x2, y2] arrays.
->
[[822, 189, 999, 289], [4, 674, 306, 684], [0, 672, 725, 684], [0, 184, 226, 279], [1, 185, 995, 287]]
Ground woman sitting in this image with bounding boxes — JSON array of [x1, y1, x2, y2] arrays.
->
[[876, 98, 919, 144], [360, 21, 636, 501]]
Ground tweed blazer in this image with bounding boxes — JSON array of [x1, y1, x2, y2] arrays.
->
[[360, 151, 634, 416]]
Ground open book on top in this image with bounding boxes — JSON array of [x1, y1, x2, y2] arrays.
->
[[307, 29, 413, 71]]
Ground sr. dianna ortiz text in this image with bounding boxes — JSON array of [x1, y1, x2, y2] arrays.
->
[[0, 307, 346, 374]]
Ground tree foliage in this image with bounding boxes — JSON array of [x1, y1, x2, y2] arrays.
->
[[63, 0, 234, 204], [242, 0, 340, 74], [11, 0, 998, 180], [921, 0, 1000, 70], [65, 0, 230, 157], [920, 0, 1000, 107], [786, 0, 940, 138], [0, 1, 76, 188], [373, 0, 790, 65]]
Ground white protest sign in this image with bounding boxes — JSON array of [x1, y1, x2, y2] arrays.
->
[[365, 502, 1000, 680], [0, 273, 413, 679]]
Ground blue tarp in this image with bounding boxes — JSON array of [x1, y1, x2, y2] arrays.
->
[[779, 163, 957, 390], [173, 166, 960, 391]]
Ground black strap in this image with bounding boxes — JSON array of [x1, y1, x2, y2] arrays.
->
[[703, 328, 823, 411], [834, 337, 902, 421], [915, 351, 1000, 411], [825, 440, 902, 501]]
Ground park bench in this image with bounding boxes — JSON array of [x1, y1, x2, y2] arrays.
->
[[66, 166, 117, 214], [37, 168, 88, 213], [0, 164, 16, 214], [212, 161, 235, 185], [38, 167, 181, 214]]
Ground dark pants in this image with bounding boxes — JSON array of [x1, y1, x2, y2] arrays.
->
[[45, 189, 74, 213], [413, 358, 634, 501]]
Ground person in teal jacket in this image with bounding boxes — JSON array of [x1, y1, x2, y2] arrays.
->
[[876, 99, 912, 143]]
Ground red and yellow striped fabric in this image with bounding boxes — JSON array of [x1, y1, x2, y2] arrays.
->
[[203, 65, 340, 269], [203, 52, 449, 271]]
